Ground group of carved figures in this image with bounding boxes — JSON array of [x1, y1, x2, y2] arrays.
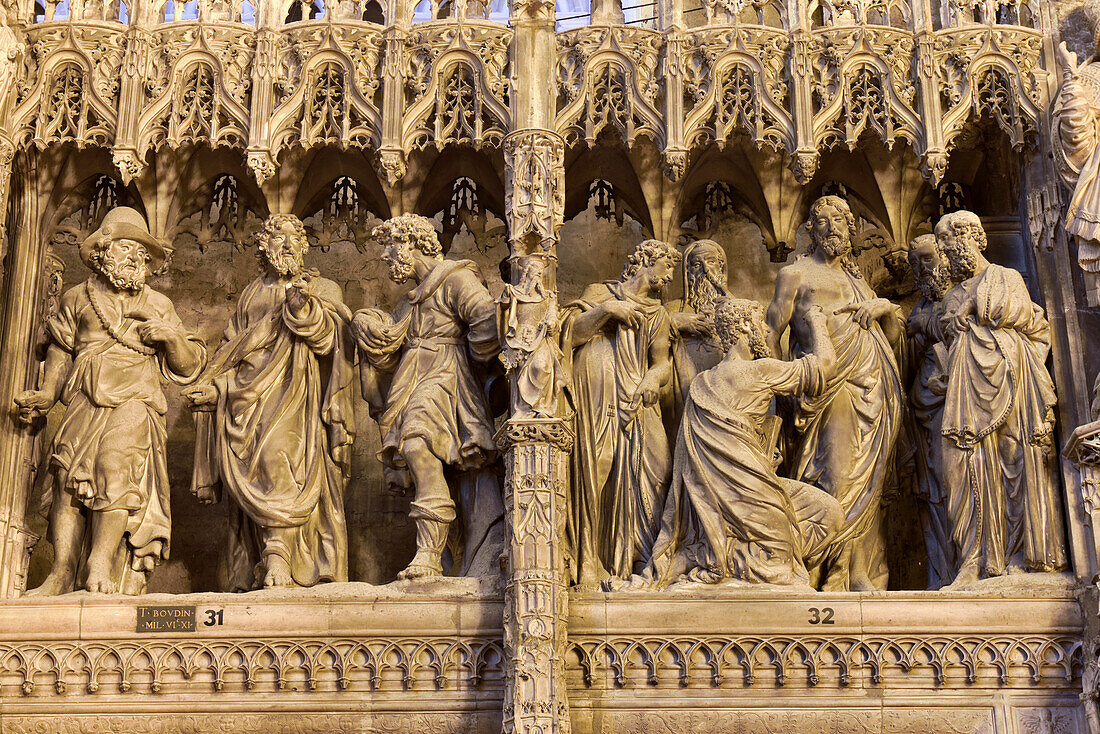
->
[[12, 193, 1068, 596], [564, 196, 1067, 593]]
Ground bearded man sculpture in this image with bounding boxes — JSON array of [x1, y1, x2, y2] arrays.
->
[[353, 214, 502, 581], [936, 211, 1068, 586], [15, 207, 205, 595], [561, 239, 680, 586], [187, 214, 356, 590], [767, 195, 904, 590], [639, 299, 846, 590], [667, 239, 731, 397], [905, 234, 957, 589]]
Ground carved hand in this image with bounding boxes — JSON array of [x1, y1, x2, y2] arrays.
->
[[601, 299, 644, 331], [13, 390, 54, 424], [943, 297, 976, 337], [629, 370, 662, 411], [192, 484, 218, 505], [286, 274, 315, 314], [671, 310, 709, 336], [835, 298, 893, 330], [1058, 41, 1079, 77], [184, 383, 219, 407]]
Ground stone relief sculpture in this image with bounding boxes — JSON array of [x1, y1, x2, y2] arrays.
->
[[766, 195, 905, 591], [904, 233, 957, 589], [935, 211, 1068, 586], [629, 299, 847, 590], [353, 214, 503, 580], [186, 214, 356, 590], [561, 239, 680, 586], [15, 207, 205, 595], [1054, 39, 1100, 280], [497, 254, 567, 420]]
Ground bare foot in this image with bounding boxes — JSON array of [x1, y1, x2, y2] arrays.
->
[[24, 570, 74, 597], [263, 556, 295, 588], [83, 573, 119, 594], [944, 563, 981, 590], [396, 552, 442, 581]]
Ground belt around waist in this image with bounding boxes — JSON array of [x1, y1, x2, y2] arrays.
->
[[406, 337, 465, 348]]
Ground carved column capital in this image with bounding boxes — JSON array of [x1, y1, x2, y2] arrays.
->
[[495, 418, 574, 453]]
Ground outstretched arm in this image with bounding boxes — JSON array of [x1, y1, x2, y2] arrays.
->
[[13, 343, 69, 423]]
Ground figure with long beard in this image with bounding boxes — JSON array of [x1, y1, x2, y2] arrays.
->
[[187, 214, 356, 590], [353, 214, 502, 580], [936, 211, 1068, 586], [664, 240, 730, 430], [15, 207, 205, 595], [766, 195, 904, 590], [904, 234, 957, 588], [561, 239, 680, 585]]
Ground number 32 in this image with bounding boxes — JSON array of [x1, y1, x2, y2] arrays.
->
[[808, 607, 834, 624]]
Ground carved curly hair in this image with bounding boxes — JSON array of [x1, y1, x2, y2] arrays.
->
[[805, 195, 862, 277], [938, 210, 988, 252], [371, 213, 443, 257], [256, 214, 309, 262], [714, 298, 771, 358], [619, 238, 682, 280]]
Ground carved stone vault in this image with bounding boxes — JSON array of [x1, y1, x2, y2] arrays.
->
[[0, 0, 1097, 731]]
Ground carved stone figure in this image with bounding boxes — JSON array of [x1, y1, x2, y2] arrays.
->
[[904, 233, 956, 589], [935, 211, 1068, 586], [637, 299, 846, 590], [15, 207, 205, 595], [666, 239, 730, 406], [497, 254, 566, 419], [353, 214, 502, 580], [186, 214, 356, 590], [1054, 40, 1100, 276], [561, 239, 680, 585], [766, 195, 904, 591]]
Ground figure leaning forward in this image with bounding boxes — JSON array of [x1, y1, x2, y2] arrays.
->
[[16, 207, 206, 595], [186, 214, 357, 590]]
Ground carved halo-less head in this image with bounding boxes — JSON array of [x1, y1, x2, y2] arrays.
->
[[256, 214, 309, 277], [620, 238, 682, 289], [714, 297, 770, 358], [935, 210, 986, 280], [372, 214, 443, 284]]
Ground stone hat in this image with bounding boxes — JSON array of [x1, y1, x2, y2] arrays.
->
[[80, 207, 171, 274]]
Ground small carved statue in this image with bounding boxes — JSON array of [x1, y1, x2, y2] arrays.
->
[[497, 254, 566, 420], [186, 214, 357, 590], [561, 239, 680, 586], [904, 233, 957, 589], [935, 211, 1069, 586], [15, 207, 205, 595], [767, 195, 905, 591], [636, 299, 846, 590], [1054, 39, 1100, 276], [353, 214, 502, 580]]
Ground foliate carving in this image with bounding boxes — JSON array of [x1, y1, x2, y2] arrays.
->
[[173, 174, 264, 254], [247, 149, 276, 185], [571, 634, 1083, 689], [111, 148, 143, 184], [376, 147, 407, 186], [792, 148, 820, 183], [0, 636, 505, 696], [5, 713, 502, 734], [920, 149, 948, 186], [556, 26, 665, 148], [496, 419, 575, 453], [587, 709, 879, 734], [882, 709, 992, 734]]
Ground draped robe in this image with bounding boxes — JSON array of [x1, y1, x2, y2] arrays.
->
[[789, 269, 903, 589], [192, 276, 356, 590], [940, 264, 1067, 576], [647, 354, 843, 588], [47, 280, 205, 593], [1053, 62, 1100, 271], [561, 281, 673, 581]]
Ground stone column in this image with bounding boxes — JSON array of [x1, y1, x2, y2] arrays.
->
[[0, 154, 46, 597], [500, 1, 572, 732]]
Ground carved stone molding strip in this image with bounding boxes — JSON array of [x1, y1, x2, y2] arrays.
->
[[2, 712, 503, 734], [569, 634, 1083, 689], [0, 637, 506, 696]]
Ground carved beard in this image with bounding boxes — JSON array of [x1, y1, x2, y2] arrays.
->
[[99, 253, 146, 293], [265, 248, 305, 277], [386, 246, 416, 284], [686, 264, 729, 319], [817, 233, 852, 259], [948, 244, 978, 280], [918, 266, 953, 302]]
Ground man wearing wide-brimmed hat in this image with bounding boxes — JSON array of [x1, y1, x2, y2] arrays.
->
[[14, 206, 205, 596]]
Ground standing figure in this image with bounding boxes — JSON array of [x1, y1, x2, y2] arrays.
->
[[187, 214, 356, 590], [15, 207, 205, 595], [1053, 39, 1100, 276], [665, 239, 731, 408], [905, 234, 957, 588], [560, 239, 680, 585], [936, 211, 1068, 585], [639, 300, 846, 590], [766, 195, 904, 590], [353, 214, 502, 580]]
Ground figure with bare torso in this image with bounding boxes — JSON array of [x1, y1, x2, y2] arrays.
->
[[766, 195, 904, 590]]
